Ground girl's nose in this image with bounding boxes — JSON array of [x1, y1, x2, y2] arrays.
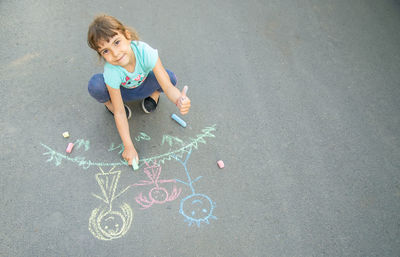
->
[[110, 48, 117, 58]]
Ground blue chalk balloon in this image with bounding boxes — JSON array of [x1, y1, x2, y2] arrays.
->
[[171, 113, 187, 128]]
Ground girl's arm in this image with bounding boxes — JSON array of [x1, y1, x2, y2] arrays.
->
[[107, 84, 139, 165], [153, 57, 191, 114]]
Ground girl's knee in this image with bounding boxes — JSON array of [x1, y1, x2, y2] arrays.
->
[[88, 74, 105, 93], [167, 70, 177, 86], [88, 74, 109, 102]]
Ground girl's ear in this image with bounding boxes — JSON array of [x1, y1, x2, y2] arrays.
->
[[124, 30, 131, 40]]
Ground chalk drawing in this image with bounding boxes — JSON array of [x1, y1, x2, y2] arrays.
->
[[172, 148, 217, 227], [162, 135, 184, 146], [89, 204, 132, 241], [41, 125, 216, 169], [133, 162, 181, 209], [135, 132, 151, 142], [74, 139, 90, 151], [107, 132, 151, 155], [108, 142, 124, 155], [41, 124, 217, 239], [89, 166, 133, 241], [42, 143, 125, 169]]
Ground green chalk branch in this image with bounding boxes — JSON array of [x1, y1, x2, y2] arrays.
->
[[41, 125, 216, 169]]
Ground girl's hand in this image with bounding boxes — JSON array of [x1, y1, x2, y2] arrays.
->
[[176, 86, 191, 115], [122, 145, 139, 166]]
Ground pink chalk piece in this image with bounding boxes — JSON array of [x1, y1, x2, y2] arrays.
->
[[217, 160, 224, 169], [66, 143, 74, 153]]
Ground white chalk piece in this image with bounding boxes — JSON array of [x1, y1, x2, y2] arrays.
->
[[171, 113, 187, 128], [132, 160, 139, 171], [217, 160, 224, 169], [62, 131, 70, 138], [66, 143, 74, 153]]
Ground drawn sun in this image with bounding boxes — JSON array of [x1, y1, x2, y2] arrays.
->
[[180, 193, 217, 227]]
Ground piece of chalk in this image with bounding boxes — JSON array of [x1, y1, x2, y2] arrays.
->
[[66, 143, 74, 153], [132, 160, 139, 171], [62, 131, 70, 138], [217, 160, 224, 169], [171, 113, 187, 128], [182, 85, 188, 96]]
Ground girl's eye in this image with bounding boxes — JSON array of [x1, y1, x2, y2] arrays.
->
[[115, 40, 120, 45], [102, 49, 109, 55]]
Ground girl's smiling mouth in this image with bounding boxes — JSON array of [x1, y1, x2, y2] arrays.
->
[[117, 54, 126, 62]]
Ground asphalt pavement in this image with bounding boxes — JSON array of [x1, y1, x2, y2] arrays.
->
[[1, 0, 400, 256]]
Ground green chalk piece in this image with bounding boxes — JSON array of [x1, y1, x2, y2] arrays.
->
[[132, 160, 139, 171]]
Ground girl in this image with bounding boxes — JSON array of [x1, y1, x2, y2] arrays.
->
[[87, 14, 191, 167]]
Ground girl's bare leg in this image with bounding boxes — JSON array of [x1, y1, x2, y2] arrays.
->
[[149, 91, 161, 102], [104, 100, 114, 113]]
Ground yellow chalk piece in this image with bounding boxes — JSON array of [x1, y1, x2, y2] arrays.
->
[[62, 131, 70, 138], [132, 160, 139, 171]]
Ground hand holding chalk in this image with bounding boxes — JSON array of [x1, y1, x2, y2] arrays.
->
[[122, 145, 139, 169], [176, 86, 188, 106], [181, 85, 188, 98], [176, 85, 191, 115]]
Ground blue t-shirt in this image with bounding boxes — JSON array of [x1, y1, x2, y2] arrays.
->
[[103, 41, 158, 89]]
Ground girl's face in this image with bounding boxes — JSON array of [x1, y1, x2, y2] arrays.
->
[[97, 31, 134, 70]]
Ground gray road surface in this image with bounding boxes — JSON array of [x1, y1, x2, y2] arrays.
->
[[1, 0, 400, 256]]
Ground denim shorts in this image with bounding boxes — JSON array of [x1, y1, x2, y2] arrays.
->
[[88, 69, 177, 103]]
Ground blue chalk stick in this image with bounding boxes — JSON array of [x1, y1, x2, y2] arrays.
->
[[171, 113, 187, 128]]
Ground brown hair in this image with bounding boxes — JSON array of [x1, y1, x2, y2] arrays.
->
[[87, 14, 139, 55]]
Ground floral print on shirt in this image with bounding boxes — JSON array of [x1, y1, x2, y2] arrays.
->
[[121, 75, 147, 88]]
